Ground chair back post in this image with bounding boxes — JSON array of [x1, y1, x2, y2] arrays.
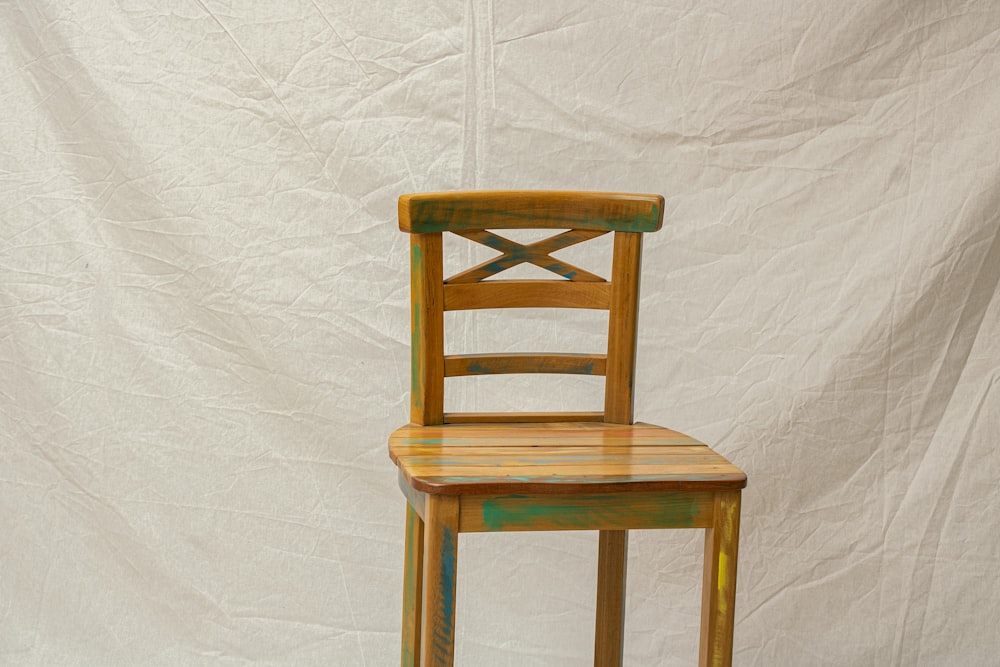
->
[[604, 231, 643, 425], [409, 231, 445, 425]]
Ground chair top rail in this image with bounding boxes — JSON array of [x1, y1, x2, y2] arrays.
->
[[399, 191, 664, 233]]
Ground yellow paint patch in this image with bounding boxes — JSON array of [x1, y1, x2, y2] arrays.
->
[[718, 552, 729, 596]]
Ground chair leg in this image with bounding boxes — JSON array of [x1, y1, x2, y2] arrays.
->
[[421, 495, 460, 667], [594, 529, 629, 667], [699, 490, 741, 667], [401, 503, 424, 667]]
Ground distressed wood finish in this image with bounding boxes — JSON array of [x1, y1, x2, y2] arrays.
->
[[400, 191, 664, 233], [421, 494, 460, 667], [444, 280, 611, 311], [459, 491, 714, 533], [442, 411, 605, 424], [401, 504, 424, 667], [389, 422, 745, 496], [411, 233, 445, 425], [447, 229, 608, 283], [394, 421, 697, 440], [398, 471, 427, 520], [392, 192, 745, 666], [699, 490, 741, 667], [604, 231, 642, 425], [597, 231, 643, 665], [595, 530, 628, 667], [444, 353, 607, 377]]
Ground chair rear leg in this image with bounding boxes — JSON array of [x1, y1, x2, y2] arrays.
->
[[594, 529, 629, 667], [699, 490, 741, 667], [421, 495, 460, 667], [402, 503, 424, 667]]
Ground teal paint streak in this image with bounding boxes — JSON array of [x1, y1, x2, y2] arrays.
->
[[411, 308, 421, 408], [401, 506, 421, 666], [431, 526, 457, 662], [543, 261, 576, 280], [411, 244, 423, 408], [480, 493, 700, 531], [482, 258, 513, 276], [477, 233, 514, 253], [455, 355, 598, 376]]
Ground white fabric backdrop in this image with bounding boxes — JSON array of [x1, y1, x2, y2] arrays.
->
[[3, 1, 999, 665]]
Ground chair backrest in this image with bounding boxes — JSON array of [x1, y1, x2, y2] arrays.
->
[[399, 191, 664, 426]]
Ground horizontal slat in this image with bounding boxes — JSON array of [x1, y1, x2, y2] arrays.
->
[[442, 412, 605, 424], [399, 191, 664, 233], [459, 491, 715, 532], [444, 353, 607, 376], [444, 280, 611, 310]]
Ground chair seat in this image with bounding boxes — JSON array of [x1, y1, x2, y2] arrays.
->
[[390, 421, 746, 496]]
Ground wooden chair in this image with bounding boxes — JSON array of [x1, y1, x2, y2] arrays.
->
[[390, 191, 746, 667]]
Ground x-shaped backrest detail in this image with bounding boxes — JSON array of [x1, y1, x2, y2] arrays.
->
[[446, 229, 608, 283]]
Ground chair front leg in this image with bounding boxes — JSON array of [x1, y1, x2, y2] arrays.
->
[[594, 529, 629, 667], [402, 503, 425, 667], [421, 494, 460, 667], [699, 490, 741, 667]]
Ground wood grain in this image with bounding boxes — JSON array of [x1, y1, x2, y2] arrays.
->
[[401, 503, 424, 667], [397, 470, 427, 520], [446, 228, 607, 283], [410, 233, 444, 425], [399, 191, 664, 233], [443, 280, 611, 310], [389, 422, 746, 496], [699, 490, 741, 667], [459, 491, 714, 532], [442, 411, 605, 424], [604, 232, 642, 425], [391, 421, 703, 447], [421, 494, 460, 667], [393, 191, 745, 667], [594, 530, 628, 667], [444, 353, 607, 377]]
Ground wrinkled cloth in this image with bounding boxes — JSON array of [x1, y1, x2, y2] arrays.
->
[[2, 1, 998, 665]]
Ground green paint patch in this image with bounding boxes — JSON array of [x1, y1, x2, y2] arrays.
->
[[407, 202, 662, 233], [480, 493, 700, 531]]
